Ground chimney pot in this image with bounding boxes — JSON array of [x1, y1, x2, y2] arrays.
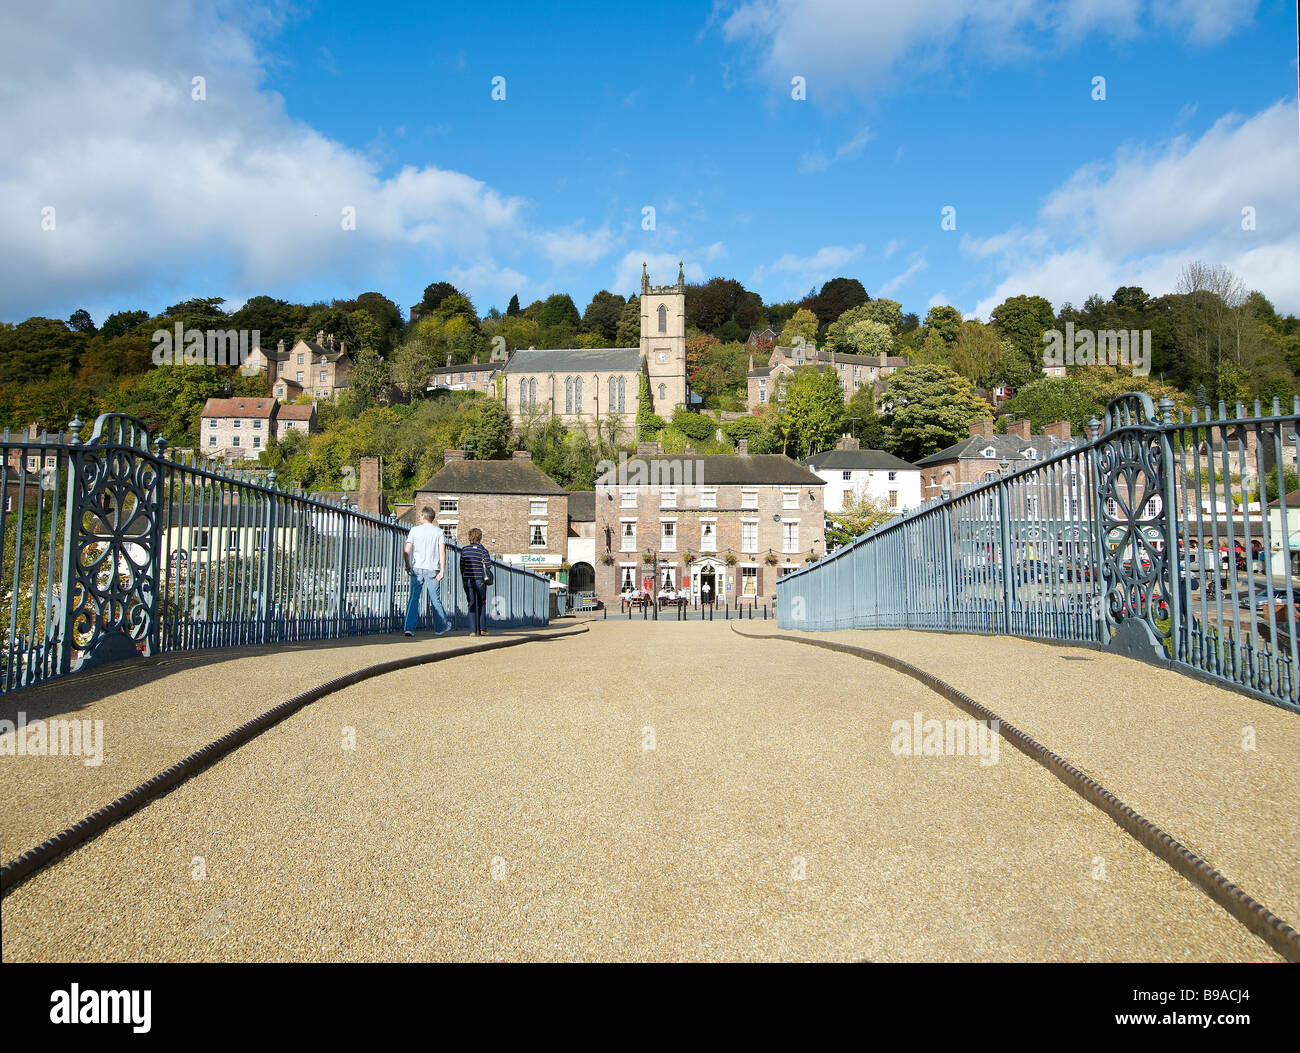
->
[[968, 420, 995, 439], [1044, 420, 1072, 441], [1007, 419, 1032, 440], [443, 448, 466, 464], [737, 439, 749, 456]]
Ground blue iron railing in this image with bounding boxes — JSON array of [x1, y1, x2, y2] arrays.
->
[[0, 413, 549, 693], [778, 393, 1300, 714]]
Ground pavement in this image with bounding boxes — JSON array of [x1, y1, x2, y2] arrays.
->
[[1, 619, 1290, 962]]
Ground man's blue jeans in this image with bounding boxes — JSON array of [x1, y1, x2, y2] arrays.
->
[[404, 569, 450, 634]]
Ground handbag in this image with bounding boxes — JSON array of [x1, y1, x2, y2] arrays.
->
[[482, 547, 495, 588]]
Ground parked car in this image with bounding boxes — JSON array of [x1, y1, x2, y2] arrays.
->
[[1237, 586, 1296, 611]]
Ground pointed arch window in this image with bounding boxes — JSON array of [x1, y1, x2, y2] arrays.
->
[[565, 377, 573, 414], [528, 377, 536, 409], [519, 378, 526, 408], [658, 383, 667, 401], [575, 376, 583, 413], [609, 375, 617, 413], [618, 376, 626, 413], [657, 304, 667, 333]]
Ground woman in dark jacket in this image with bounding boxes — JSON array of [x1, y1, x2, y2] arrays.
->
[[459, 528, 493, 636]]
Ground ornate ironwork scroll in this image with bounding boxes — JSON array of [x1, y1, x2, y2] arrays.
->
[[61, 414, 162, 672]]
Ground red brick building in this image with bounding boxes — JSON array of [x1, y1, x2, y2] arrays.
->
[[593, 442, 825, 606], [412, 450, 569, 580]]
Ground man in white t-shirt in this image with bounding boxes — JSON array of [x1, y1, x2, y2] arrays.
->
[[403, 506, 450, 636]]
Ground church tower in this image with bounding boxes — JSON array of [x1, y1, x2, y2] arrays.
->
[[640, 262, 688, 417]]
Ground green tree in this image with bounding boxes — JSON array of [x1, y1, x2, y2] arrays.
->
[[826, 494, 896, 549], [990, 294, 1056, 373], [615, 296, 641, 346], [506, 294, 521, 317], [882, 365, 992, 460], [636, 372, 663, 440], [455, 397, 513, 459], [922, 305, 963, 346], [779, 308, 819, 348], [780, 367, 846, 457], [581, 290, 625, 344]]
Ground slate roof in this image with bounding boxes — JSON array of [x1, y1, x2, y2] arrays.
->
[[277, 404, 315, 421], [503, 348, 642, 373], [415, 459, 568, 496], [595, 454, 821, 487], [567, 491, 596, 522], [804, 449, 917, 472], [431, 362, 499, 376], [914, 434, 1063, 467]]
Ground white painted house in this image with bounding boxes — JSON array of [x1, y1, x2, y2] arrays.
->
[[803, 436, 922, 515]]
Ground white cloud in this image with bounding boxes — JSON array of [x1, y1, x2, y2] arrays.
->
[[0, 2, 613, 318], [719, 0, 1257, 97], [752, 243, 865, 287], [799, 126, 872, 173], [877, 257, 928, 297], [966, 99, 1300, 315]]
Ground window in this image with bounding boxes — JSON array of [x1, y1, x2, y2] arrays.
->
[[661, 568, 676, 590], [320, 370, 327, 383], [699, 489, 716, 508], [27, 456, 38, 469], [843, 490, 853, 505], [574, 376, 582, 413], [700, 521, 716, 551], [253, 437, 261, 449], [621, 522, 637, 551], [783, 490, 799, 510], [620, 490, 637, 509], [741, 490, 758, 510], [191, 529, 209, 548], [658, 384, 666, 401], [742, 522, 758, 552], [207, 418, 217, 427], [661, 520, 676, 551], [297, 371, 304, 383], [620, 566, 636, 591], [519, 379, 526, 407], [528, 378, 536, 409], [782, 521, 799, 553], [529, 499, 547, 516], [253, 419, 261, 429], [1026, 494, 1040, 518], [439, 498, 458, 514], [458, 373, 464, 383], [442, 523, 458, 542], [617, 375, 626, 413], [842, 471, 852, 481], [232, 436, 241, 447], [741, 566, 757, 597], [232, 419, 241, 429], [530, 524, 547, 547], [209, 435, 217, 447], [982, 446, 996, 458], [609, 376, 616, 412], [887, 471, 896, 481], [565, 377, 573, 414], [658, 304, 667, 333], [888, 490, 898, 509], [660, 489, 675, 509], [297, 354, 304, 364], [759, 389, 767, 404]]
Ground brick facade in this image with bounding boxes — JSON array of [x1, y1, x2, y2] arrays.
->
[[593, 445, 825, 607]]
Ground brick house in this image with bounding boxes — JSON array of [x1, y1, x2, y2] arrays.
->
[[427, 355, 500, 396], [746, 346, 907, 412], [593, 441, 825, 606], [412, 450, 569, 580], [914, 418, 1074, 500], [199, 397, 278, 461], [243, 332, 353, 403], [275, 402, 317, 441]]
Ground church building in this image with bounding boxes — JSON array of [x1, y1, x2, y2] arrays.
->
[[502, 263, 689, 429]]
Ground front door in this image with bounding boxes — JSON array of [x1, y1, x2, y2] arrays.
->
[[698, 565, 717, 604]]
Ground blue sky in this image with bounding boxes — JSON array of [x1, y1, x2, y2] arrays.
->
[[2, 0, 1298, 325]]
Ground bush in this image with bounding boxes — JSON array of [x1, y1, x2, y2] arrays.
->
[[672, 409, 716, 442]]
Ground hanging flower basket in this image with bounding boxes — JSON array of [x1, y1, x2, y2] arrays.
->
[[764, 553, 779, 566], [600, 553, 613, 566], [724, 552, 737, 566], [642, 553, 654, 564]]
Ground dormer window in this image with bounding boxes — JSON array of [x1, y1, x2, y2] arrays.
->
[[982, 446, 996, 458], [1023, 448, 1037, 460]]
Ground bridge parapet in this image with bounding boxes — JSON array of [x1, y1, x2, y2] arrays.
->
[[0, 413, 549, 693], [778, 393, 1300, 713]]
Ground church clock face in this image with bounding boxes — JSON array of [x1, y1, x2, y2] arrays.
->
[[656, 352, 667, 363]]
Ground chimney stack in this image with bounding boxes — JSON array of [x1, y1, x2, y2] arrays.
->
[[511, 450, 532, 462], [635, 441, 661, 456], [316, 330, 325, 344], [1006, 419, 1032, 440], [968, 420, 994, 439], [276, 339, 285, 354], [358, 457, 381, 516], [443, 448, 466, 465], [835, 434, 860, 451], [736, 439, 749, 456], [1043, 420, 1072, 441]]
